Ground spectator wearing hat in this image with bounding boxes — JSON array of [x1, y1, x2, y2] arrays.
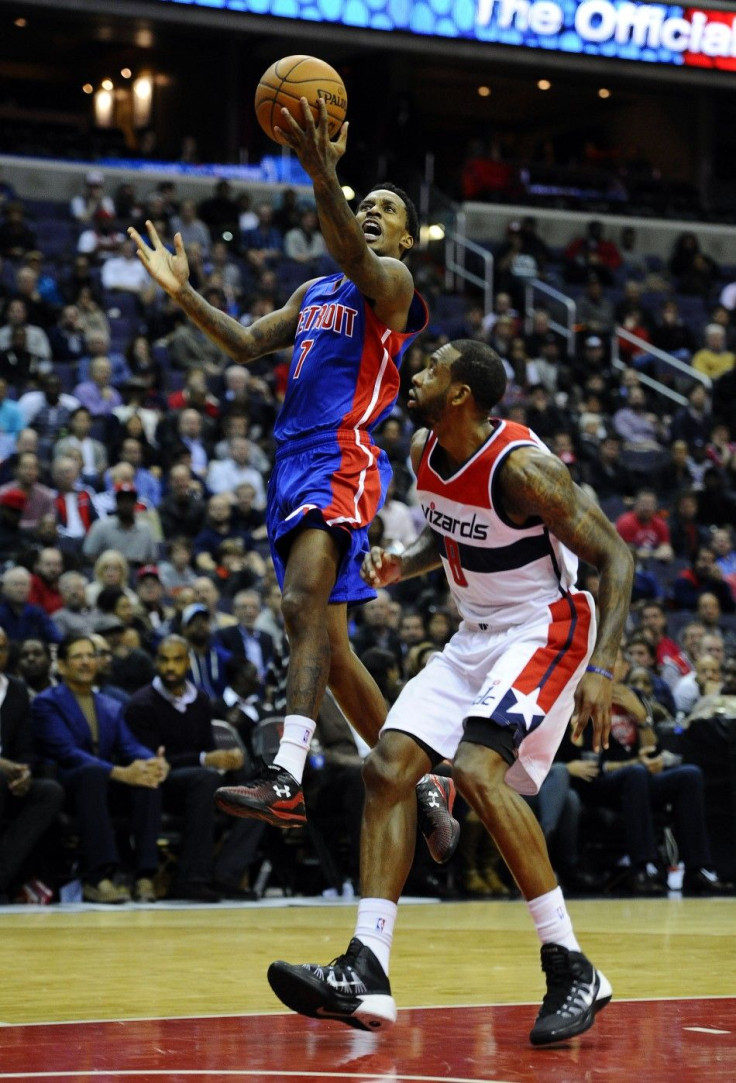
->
[[135, 565, 174, 643], [92, 612, 156, 697], [180, 603, 231, 700], [82, 481, 158, 568], [0, 566, 62, 646], [0, 451, 55, 532], [70, 171, 116, 224]]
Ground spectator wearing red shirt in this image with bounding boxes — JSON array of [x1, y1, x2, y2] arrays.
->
[[564, 220, 622, 285], [28, 547, 65, 615], [616, 488, 674, 563], [637, 600, 703, 691]]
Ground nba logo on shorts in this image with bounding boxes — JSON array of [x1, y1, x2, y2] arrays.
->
[[376, 917, 385, 932]]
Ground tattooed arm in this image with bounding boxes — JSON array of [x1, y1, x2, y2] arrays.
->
[[129, 220, 311, 364], [498, 446, 635, 749]]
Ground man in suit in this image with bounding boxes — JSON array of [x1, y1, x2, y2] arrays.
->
[[215, 588, 274, 691], [31, 633, 169, 904], [125, 635, 260, 900], [0, 626, 64, 903]]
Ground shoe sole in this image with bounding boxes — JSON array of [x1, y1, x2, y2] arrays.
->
[[529, 970, 612, 1046], [214, 788, 306, 828], [423, 776, 461, 865], [267, 962, 397, 1031]]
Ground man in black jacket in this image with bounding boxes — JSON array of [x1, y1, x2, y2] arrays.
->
[[125, 634, 262, 900], [0, 626, 64, 902]]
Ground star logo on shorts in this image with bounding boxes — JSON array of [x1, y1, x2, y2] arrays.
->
[[504, 687, 544, 730]]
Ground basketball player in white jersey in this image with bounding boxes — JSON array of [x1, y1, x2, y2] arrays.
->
[[268, 339, 635, 1045]]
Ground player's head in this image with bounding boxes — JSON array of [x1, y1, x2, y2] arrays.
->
[[358, 182, 419, 260], [409, 339, 507, 427]]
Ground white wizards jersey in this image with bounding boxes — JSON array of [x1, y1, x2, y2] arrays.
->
[[415, 419, 580, 628]]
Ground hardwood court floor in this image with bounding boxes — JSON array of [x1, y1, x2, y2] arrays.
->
[[0, 896, 734, 1081]]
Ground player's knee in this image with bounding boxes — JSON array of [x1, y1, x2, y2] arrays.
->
[[280, 584, 322, 634], [362, 743, 415, 801]]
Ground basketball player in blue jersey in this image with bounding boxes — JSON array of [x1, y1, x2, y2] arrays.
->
[[268, 339, 635, 1046], [128, 98, 458, 863]]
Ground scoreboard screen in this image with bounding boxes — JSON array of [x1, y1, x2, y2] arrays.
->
[[151, 0, 736, 72]]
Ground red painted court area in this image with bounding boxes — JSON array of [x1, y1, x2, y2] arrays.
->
[[1, 998, 735, 1082]]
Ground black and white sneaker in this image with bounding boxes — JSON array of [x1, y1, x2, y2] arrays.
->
[[416, 774, 461, 865], [268, 937, 397, 1031], [529, 943, 612, 1046]]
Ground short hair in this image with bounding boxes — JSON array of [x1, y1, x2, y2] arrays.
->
[[18, 637, 52, 660], [367, 181, 419, 246], [449, 339, 507, 413], [57, 634, 95, 662]]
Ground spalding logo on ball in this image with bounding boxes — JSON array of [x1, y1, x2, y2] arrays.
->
[[255, 55, 348, 145]]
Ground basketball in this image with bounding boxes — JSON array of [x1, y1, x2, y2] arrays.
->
[[254, 55, 347, 145]]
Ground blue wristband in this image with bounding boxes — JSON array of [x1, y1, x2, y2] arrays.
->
[[586, 664, 613, 680]]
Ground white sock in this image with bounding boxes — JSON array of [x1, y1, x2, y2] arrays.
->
[[527, 886, 580, 952], [354, 898, 397, 976], [273, 715, 316, 783]]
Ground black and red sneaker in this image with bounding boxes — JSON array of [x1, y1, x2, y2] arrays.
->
[[215, 764, 306, 827], [416, 773, 461, 865]]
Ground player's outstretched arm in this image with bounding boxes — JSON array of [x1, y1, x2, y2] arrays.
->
[[129, 220, 305, 364], [277, 98, 414, 329], [499, 447, 635, 751]]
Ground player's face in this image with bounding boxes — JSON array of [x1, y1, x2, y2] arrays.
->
[[409, 344, 459, 427], [356, 190, 413, 259]]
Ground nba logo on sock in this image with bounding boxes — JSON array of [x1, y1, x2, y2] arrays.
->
[[376, 917, 385, 932], [302, 729, 311, 745]]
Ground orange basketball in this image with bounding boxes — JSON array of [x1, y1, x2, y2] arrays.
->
[[255, 55, 347, 146]]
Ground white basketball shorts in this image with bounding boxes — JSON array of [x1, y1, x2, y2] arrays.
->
[[382, 591, 596, 795]]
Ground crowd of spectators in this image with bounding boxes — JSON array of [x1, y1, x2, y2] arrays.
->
[[0, 169, 735, 905]]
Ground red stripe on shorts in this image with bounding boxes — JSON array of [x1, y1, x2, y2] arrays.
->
[[514, 593, 592, 711]]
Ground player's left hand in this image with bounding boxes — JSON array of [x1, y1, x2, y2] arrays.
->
[[570, 673, 612, 752], [275, 96, 347, 176]]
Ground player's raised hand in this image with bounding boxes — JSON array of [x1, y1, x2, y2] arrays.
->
[[361, 546, 402, 588], [275, 96, 347, 176], [128, 219, 190, 296]]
